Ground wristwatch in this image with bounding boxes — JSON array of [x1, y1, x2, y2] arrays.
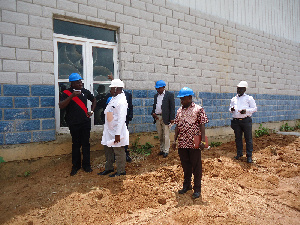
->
[[90, 111, 94, 114], [201, 141, 206, 145]]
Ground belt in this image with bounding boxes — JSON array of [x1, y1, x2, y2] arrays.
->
[[156, 114, 162, 115], [233, 117, 250, 121]]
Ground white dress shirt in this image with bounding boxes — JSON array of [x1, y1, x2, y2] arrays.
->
[[229, 93, 257, 118], [101, 91, 129, 147], [155, 90, 165, 114]]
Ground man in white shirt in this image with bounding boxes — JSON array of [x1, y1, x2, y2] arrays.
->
[[98, 79, 129, 177], [229, 81, 257, 163]]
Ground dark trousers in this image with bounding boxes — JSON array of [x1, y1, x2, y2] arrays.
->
[[125, 120, 129, 155], [231, 117, 253, 158], [178, 148, 202, 193], [69, 121, 91, 170]]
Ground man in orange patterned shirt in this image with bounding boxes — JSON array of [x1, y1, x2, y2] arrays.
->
[[172, 87, 209, 199]]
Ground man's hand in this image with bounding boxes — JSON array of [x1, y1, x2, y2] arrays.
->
[[152, 113, 159, 120], [172, 141, 177, 150], [72, 90, 81, 97], [114, 135, 120, 143], [87, 111, 93, 117], [230, 107, 235, 112], [108, 73, 114, 81], [199, 142, 205, 150], [240, 109, 246, 114]]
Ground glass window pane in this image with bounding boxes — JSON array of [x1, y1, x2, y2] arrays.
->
[[58, 42, 83, 79], [94, 83, 111, 125], [59, 82, 71, 127], [93, 47, 114, 81], [54, 19, 116, 43]]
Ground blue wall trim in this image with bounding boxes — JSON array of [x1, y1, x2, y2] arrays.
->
[[15, 97, 39, 108], [0, 84, 55, 145], [1, 84, 299, 145], [128, 90, 300, 133], [3, 85, 30, 96]]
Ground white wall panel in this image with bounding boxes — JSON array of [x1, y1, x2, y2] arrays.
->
[[167, 0, 299, 42]]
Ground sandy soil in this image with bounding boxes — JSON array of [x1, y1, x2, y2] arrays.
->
[[0, 133, 299, 225]]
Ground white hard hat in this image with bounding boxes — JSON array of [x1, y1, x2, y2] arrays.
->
[[237, 81, 248, 88], [109, 79, 124, 88]]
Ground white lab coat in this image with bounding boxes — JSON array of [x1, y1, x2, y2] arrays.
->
[[101, 91, 129, 147]]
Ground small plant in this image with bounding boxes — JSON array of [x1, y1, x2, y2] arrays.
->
[[24, 171, 31, 177], [294, 122, 300, 130], [0, 157, 5, 164], [210, 142, 222, 147], [131, 137, 153, 156], [154, 136, 159, 139], [280, 123, 294, 131], [255, 124, 270, 138]]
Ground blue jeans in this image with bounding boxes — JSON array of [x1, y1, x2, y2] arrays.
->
[[231, 117, 253, 158]]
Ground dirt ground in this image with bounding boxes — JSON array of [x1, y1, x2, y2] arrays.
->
[[0, 132, 299, 225]]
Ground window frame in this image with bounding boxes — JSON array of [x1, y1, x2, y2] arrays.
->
[[53, 33, 118, 133]]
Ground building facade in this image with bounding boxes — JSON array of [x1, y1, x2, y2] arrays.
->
[[0, 0, 299, 151]]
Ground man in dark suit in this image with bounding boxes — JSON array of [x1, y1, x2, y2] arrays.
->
[[152, 80, 175, 158]]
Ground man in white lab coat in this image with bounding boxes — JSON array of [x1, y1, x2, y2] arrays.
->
[[98, 79, 129, 177]]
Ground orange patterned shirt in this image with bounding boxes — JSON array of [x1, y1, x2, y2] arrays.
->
[[174, 102, 209, 149]]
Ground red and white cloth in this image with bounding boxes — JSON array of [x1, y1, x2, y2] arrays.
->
[[174, 102, 209, 149]]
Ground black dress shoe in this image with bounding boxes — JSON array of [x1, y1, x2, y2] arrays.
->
[[126, 155, 132, 163], [70, 167, 80, 176], [192, 192, 201, 199], [234, 155, 243, 160], [163, 153, 168, 158], [158, 151, 164, 155], [109, 171, 126, 177], [83, 167, 93, 173], [247, 157, 253, 163], [178, 186, 192, 194], [97, 169, 114, 175]]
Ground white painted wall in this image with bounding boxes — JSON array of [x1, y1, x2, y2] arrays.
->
[[168, 0, 300, 43]]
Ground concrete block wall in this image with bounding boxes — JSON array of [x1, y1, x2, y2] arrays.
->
[[0, 0, 299, 146], [0, 84, 55, 145], [128, 89, 300, 133]]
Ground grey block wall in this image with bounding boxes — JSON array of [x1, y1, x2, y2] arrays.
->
[[0, 0, 299, 145]]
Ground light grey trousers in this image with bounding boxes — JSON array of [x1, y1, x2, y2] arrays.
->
[[104, 145, 126, 173], [155, 115, 170, 153]]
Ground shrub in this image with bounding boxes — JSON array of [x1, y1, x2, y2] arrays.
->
[[131, 137, 153, 156], [210, 142, 222, 147], [0, 157, 5, 164], [255, 124, 270, 137], [280, 123, 294, 131]]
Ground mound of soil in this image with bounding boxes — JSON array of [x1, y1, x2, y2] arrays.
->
[[0, 133, 299, 224]]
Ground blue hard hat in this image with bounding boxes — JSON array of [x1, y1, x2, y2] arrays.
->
[[155, 80, 166, 88], [69, 73, 82, 82], [106, 97, 112, 104], [177, 87, 195, 98]]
